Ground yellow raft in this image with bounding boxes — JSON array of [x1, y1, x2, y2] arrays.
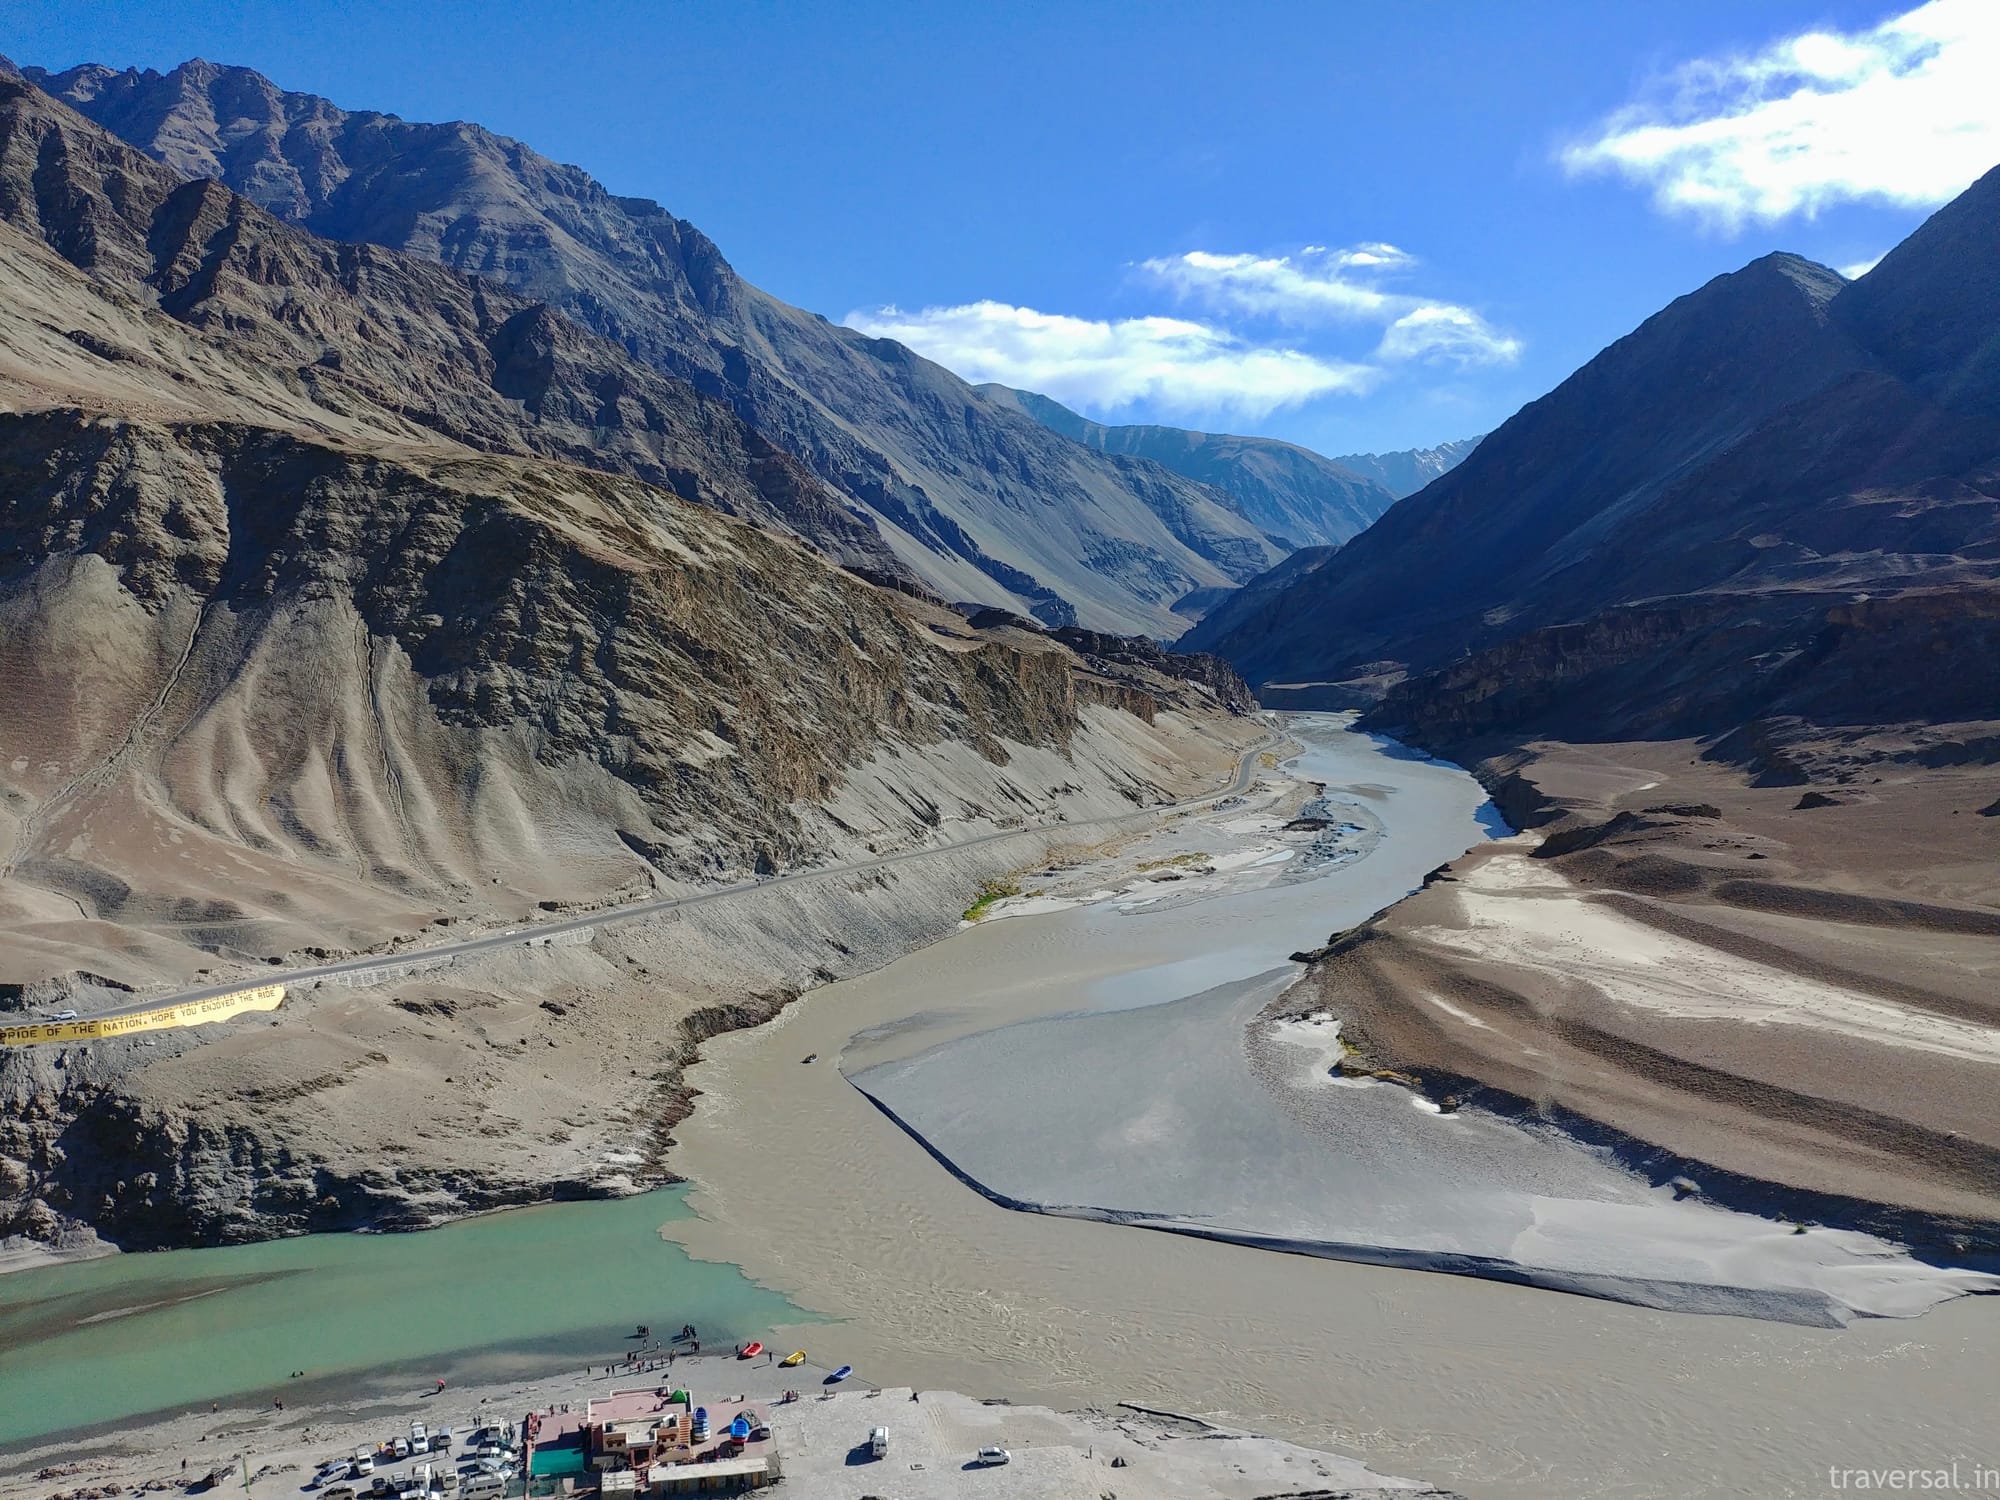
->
[[779, 1350, 806, 1367]]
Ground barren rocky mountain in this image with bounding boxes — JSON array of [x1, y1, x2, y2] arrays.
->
[[27, 56, 1290, 636], [0, 76, 1260, 1255], [0, 71, 906, 579], [976, 383, 1401, 549], [1185, 176, 2000, 780], [1326, 436, 1480, 499]]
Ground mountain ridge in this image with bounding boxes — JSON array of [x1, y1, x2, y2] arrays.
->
[[975, 383, 1404, 549], [25, 55, 1290, 636], [1324, 437, 1482, 499], [1182, 210, 2000, 771]]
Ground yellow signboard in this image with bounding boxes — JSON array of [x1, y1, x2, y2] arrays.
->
[[0, 984, 285, 1047]]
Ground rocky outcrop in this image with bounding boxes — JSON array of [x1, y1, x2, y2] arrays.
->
[[1049, 627, 1257, 714], [1365, 590, 2000, 778]]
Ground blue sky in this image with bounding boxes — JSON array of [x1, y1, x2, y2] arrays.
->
[[7, 0, 1996, 454]]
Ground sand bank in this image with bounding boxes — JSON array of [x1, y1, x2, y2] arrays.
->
[[1410, 839, 2000, 1066], [852, 957, 1992, 1323], [1311, 738, 2000, 1227]]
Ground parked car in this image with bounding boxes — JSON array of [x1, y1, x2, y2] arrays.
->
[[974, 1446, 1012, 1466]]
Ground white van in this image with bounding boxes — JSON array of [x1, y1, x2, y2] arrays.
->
[[460, 1475, 505, 1500], [351, 1449, 376, 1478], [411, 1422, 428, 1451], [869, 1427, 889, 1459]]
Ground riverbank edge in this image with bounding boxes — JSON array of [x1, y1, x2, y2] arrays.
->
[[0, 1354, 1465, 1497], [851, 1032, 1854, 1329], [1296, 741, 2000, 1265], [0, 722, 1288, 1275], [1265, 725, 2000, 1280]]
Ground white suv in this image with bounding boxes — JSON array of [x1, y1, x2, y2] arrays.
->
[[974, 1447, 1011, 1466]]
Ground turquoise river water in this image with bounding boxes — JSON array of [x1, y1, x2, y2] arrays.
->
[[0, 1188, 808, 1446]]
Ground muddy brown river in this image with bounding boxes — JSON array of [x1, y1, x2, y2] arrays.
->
[[662, 715, 2000, 1500]]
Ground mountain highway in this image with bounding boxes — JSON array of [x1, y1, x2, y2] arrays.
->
[[52, 726, 1285, 1027]]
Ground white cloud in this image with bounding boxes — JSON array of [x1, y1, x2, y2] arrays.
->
[[1339, 242, 1415, 268], [1139, 245, 1521, 366], [1563, 0, 2000, 229], [1377, 305, 1525, 365], [1142, 248, 1398, 321], [1840, 253, 1885, 279], [843, 301, 1376, 418]]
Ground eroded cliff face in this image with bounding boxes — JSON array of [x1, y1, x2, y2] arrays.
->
[[1364, 591, 2000, 782], [8, 807, 1261, 1253], [0, 414, 1085, 900]]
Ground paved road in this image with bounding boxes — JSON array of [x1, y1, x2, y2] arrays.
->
[[64, 728, 1282, 1024]]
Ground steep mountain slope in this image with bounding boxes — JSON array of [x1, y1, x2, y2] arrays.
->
[[0, 71, 1254, 957], [977, 384, 1399, 548], [0, 78, 1261, 1254], [0, 72, 903, 579], [27, 57, 1286, 635], [1185, 191, 2000, 765], [1327, 437, 1481, 499]]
